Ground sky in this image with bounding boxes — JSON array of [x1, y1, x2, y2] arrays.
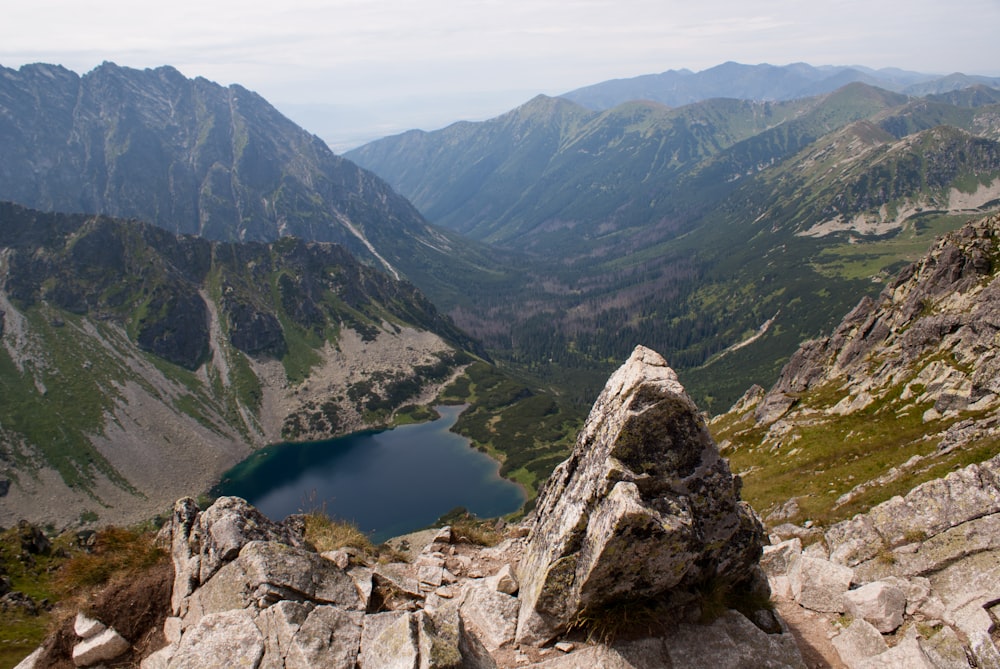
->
[[3, 0, 999, 151]]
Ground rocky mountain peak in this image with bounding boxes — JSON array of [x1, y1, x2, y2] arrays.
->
[[755, 213, 1000, 426], [0, 61, 461, 287], [516, 345, 766, 644]]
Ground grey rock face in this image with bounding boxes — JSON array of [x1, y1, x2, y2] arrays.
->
[[831, 618, 889, 667], [516, 346, 765, 644], [787, 555, 853, 613], [167, 609, 264, 669], [754, 214, 1000, 428], [167, 496, 306, 616], [843, 581, 906, 633], [460, 582, 519, 650]]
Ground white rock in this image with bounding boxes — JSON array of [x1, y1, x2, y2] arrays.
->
[[768, 574, 793, 600], [856, 636, 935, 669], [460, 582, 519, 650], [802, 541, 829, 559], [72, 627, 130, 667], [163, 616, 183, 645], [418, 562, 446, 589], [831, 618, 888, 667], [844, 581, 906, 633], [284, 606, 363, 669], [432, 526, 453, 544], [167, 609, 264, 669], [788, 556, 853, 613], [918, 626, 975, 669], [73, 612, 107, 639], [139, 643, 176, 669], [321, 549, 351, 570], [760, 538, 801, 578], [360, 611, 418, 669], [970, 630, 1000, 669], [486, 563, 519, 596]]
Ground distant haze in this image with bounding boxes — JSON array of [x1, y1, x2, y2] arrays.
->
[[3, 0, 999, 151]]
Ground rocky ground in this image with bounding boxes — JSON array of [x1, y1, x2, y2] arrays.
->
[[761, 451, 1000, 668]]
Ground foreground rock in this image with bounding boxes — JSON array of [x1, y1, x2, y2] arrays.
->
[[761, 451, 1000, 668], [517, 346, 766, 644]]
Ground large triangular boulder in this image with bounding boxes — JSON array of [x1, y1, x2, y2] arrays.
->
[[516, 346, 765, 644]]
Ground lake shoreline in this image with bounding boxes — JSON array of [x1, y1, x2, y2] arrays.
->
[[212, 404, 526, 543]]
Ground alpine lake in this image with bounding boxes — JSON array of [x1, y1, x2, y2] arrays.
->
[[212, 405, 525, 543]]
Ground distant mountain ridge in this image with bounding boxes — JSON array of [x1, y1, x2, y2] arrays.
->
[[0, 62, 503, 308], [560, 61, 1000, 111], [349, 79, 1000, 407]]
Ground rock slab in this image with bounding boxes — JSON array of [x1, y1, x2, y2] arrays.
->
[[516, 346, 765, 644]]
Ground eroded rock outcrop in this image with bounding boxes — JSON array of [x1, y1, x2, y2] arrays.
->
[[755, 214, 1000, 429], [516, 346, 766, 644], [761, 451, 1000, 668]]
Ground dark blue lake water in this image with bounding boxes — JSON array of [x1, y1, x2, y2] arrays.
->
[[213, 405, 525, 543]]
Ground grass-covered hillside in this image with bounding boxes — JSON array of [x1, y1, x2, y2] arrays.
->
[[0, 203, 477, 529], [711, 213, 1000, 529]]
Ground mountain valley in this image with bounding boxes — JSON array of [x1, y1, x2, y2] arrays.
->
[[2, 57, 1000, 668], [0, 202, 477, 528], [349, 80, 1000, 408]]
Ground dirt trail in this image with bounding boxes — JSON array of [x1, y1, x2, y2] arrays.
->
[[775, 597, 847, 668]]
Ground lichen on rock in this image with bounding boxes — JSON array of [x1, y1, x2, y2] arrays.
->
[[515, 345, 766, 645]]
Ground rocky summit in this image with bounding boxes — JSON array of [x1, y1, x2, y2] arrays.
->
[[16, 346, 804, 669], [516, 345, 766, 645]]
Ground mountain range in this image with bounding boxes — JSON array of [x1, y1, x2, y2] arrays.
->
[[0, 62, 509, 309], [3, 59, 1000, 525], [348, 79, 1000, 407], [559, 61, 1000, 111], [3, 58, 1000, 669]]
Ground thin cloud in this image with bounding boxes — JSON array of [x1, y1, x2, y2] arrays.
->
[[2, 0, 998, 148]]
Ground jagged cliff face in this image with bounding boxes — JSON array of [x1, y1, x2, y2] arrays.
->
[[712, 213, 1000, 527], [0, 203, 472, 528], [756, 213, 1000, 424], [0, 62, 468, 286]]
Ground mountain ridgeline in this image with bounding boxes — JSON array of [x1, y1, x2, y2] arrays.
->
[[4, 59, 1000, 523], [558, 61, 1000, 111], [0, 61, 505, 309], [4, 61, 1000, 413], [0, 202, 476, 527], [348, 80, 1000, 408]]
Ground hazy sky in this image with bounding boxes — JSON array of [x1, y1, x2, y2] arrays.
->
[[3, 0, 999, 150]]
